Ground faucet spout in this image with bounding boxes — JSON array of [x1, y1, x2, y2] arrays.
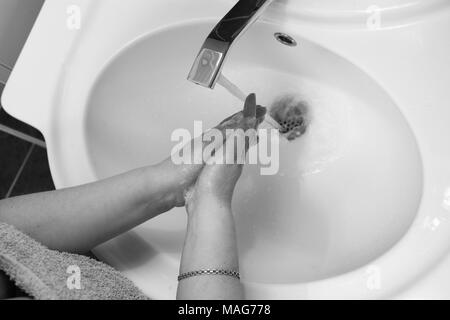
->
[[188, 0, 274, 89]]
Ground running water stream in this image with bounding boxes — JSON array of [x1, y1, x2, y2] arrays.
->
[[217, 74, 281, 130]]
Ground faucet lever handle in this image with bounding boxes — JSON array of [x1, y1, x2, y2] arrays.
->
[[187, 0, 274, 88]]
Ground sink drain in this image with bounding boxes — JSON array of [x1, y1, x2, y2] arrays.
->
[[274, 33, 297, 47], [270, 95, 310, 141]]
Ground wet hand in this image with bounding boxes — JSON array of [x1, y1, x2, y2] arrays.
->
[[185, 94, 264, 214]]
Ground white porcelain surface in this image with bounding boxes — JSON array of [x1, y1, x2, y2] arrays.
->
[[2, 0, 450, 299], [86, 22, 423, 285]]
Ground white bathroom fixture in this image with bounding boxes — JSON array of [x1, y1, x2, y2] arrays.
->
[[2, 0, 450, 299]]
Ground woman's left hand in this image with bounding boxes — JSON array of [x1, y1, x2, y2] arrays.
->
[[157, 93, 266, 208], [185, 93, 263, 214]]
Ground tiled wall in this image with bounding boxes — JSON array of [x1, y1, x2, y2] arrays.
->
[[0, 83, 55, 200], [0, 0, 45, 83]]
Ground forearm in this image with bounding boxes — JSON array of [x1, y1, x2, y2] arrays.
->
[[0, 164, 177, 253], [177, 199, 243, 300]]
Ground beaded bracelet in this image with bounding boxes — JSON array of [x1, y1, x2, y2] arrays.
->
[[178, 269, 240, 281]]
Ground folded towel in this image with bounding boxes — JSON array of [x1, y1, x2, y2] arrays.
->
[[0, 221, 149, 300]]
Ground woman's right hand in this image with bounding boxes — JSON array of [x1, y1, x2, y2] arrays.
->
[[185, 93, 264, 215], [159, 94, 266, 209]]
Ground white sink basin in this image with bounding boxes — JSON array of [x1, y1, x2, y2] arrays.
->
[[86, 21, 423, 284], [3, 0, 450, 299]]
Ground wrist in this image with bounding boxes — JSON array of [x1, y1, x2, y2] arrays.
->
[[187, 195, 232, 219], [141, 165, 180, 209]]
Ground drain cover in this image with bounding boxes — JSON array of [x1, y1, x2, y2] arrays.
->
[[270, 95, 310, 141]]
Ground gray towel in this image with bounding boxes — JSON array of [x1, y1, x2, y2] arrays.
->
[[0, 221, 149, 300]]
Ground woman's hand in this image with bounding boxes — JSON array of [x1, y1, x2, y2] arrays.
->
[[0, 95, 265, 256], [185, 93, 264, 214], [157, 94, 266, 208], [177, 94, 263, 300]]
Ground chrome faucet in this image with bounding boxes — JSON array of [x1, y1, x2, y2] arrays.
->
[[188, 0, 274, 88]]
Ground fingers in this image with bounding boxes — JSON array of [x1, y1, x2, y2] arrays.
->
[[243, 93, 257, 118], [256, 105, 267, 119], [242, 93, 260, 131], [256, 105, 267, 126], [218, 111, 242, 127], [244, 95, 269, 130], [207, 94, 267, 160], [217, 94, 267, 129]]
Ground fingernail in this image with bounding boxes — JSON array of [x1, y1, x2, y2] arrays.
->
[[244, 94, 257, 118]]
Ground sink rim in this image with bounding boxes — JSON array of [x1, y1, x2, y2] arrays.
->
[[264, 0, 450, 28]]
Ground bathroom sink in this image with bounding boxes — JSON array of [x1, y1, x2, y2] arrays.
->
[[3, 0, 450, 299], [86, 21, 423, 285]]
